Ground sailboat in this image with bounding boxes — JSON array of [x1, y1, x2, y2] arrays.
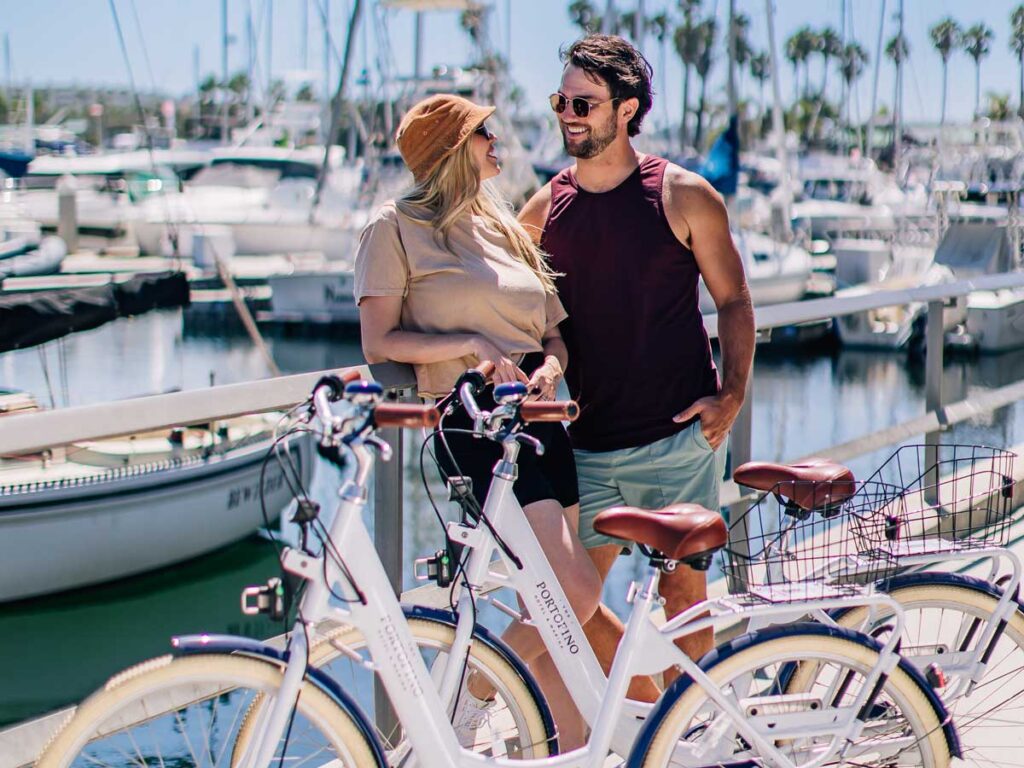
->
[[0, 392, 312, 603]]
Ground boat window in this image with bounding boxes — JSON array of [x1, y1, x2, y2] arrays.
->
[[189, 162, 282, 188]]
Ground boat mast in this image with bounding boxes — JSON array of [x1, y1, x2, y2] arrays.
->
[[765, 0, 791, 236], [727, 0, 737, 115], [302, 0, 309, 70], [265, 0, 273, 118], [311, 0, 364, 217], [3, 34, 10, 101], [221, 0, 230, 144], [893, 0, 904, 176], [414, 12, 424, 81], [323, 0, 331, 111], [601, 0, 617, 34], [866, 0, 886, 162]]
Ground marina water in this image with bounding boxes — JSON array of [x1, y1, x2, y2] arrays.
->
[[2, 308, 1024, 727]]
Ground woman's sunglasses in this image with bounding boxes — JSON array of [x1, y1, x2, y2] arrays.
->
[[474, 122, 495, 140], [549, 93, 617, 118]]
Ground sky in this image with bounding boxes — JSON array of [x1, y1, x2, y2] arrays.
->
[[3, 1, 1024, 130]]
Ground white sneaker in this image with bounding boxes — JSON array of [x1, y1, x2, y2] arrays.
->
[[451, 689, 496, 750]]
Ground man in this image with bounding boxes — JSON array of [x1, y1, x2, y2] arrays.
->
[[519, 34, 755, 690]]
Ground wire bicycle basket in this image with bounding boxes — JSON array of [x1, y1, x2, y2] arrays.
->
[[852, 444, 1016, 559], [722, 477, 902, 603]]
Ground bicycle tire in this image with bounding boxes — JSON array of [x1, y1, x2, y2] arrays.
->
[[35, 653, 382, 768], [234, 614, 555, 762], [632, 626, 951, 768], [833, 575, 1024, 767]]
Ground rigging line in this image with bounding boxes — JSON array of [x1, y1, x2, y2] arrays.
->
[[37, 345, 56, 410], [127, 0, 158, 92], [57, 336, 70, 407], [107, 0, 181, 255]]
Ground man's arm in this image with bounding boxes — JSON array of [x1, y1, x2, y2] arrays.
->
[[518, 181, 554, 246], [662, 166, 755, 449]]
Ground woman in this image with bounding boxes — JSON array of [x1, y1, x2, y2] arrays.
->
[[354, 94, 601, 748]]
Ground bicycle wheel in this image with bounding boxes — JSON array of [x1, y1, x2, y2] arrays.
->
[[36, 653, 382, 768], [633, 625, 951, 768], [235, 614, 555, 762], [834, 575, 1024, 767]]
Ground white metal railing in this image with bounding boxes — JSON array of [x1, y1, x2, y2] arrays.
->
[[2, 271, 1024, 594], [3, 270, 1022, 454]]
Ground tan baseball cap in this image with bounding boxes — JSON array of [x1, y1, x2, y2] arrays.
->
[[396, 94, 496, 181]]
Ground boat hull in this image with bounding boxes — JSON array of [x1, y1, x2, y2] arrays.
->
[[0, 435, 311, 602]]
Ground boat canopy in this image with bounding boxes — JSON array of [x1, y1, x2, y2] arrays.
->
[[934, 223, 1014, 279], [0, 271, 190, 354]]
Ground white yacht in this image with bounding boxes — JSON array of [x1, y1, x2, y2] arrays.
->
[[132, 146, 367, 261], [699, 229, 812, 314]]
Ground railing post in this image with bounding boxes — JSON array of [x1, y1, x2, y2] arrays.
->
[[726, 378, 754, 591], [374, 423, 404, 595], [372, 382, 409, 745], [925, 299, 945, 505]]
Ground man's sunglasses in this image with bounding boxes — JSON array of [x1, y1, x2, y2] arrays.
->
[[474, 122, 495, 140], [549, 93, 618, 118]]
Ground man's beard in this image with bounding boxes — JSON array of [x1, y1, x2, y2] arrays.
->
[[563, 113, 618, 159]]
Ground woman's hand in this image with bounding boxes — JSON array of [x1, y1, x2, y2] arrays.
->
[[527, 356, 563, 401], [470, 336, 528, 385]]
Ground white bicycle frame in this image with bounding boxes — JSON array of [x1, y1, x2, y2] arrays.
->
[[747, 504, 1024, 701], [238, 386, 915, 768]]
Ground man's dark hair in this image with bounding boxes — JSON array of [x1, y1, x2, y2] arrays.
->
[[560, 35, 654, 137]]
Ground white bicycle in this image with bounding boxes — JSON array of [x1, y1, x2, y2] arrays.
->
[[37, 370, 958, 768], [729, 446, 1024, 766]]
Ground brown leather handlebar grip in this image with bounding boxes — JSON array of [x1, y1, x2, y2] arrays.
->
[[473, 361, 496, 379], [374, 403, 441, 429], [339, 369, 364, 385], [520, 401, 579, 423]]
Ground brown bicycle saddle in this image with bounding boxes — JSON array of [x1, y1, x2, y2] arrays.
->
[[733, 458, 857, 511], [593, 504, 727, 564]]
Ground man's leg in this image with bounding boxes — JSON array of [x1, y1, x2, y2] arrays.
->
[[658, 564, 712, 685], [614, 424, 724, 681], [574, 447, 662, 702], [582, 544, 662, 701]]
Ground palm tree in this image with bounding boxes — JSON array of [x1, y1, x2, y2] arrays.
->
[[784, 31, 801, 104], [649, 11, 672, 128], [839, 42, 868, 138], [797, 27, 820, 99], [785, 26, 817, 101], [693, 16, 716, 150], [817, 26, 842, 99], [807, 27, 841, 140], [749, 50, 770, 120], [730, 12, 752, 102], [618, 10, 638, 39], [962, 23, 995, 118], [987, 92, 1012, 120], [568, 0, 601, 34], [1011, 6, 1024, 117], [674, 1, 703, 150], [929, 17, 961, 124]]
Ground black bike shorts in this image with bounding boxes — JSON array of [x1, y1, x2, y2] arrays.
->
[[434, 353, 579, 510]]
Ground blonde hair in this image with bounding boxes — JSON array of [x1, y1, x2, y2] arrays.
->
[[399, 139, 560, 293]]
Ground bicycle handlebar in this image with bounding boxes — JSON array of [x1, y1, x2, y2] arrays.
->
[[520, 401, 579, 423], [374, 403, 440, 428]]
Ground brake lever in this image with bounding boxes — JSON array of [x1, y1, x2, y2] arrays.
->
[[514, 432, 545, 456], [364, 434, 393, 462]]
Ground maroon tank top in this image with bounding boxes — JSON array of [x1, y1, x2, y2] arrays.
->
[[542, 154, 719, 452]]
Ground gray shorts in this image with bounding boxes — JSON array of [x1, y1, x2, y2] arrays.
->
[[575, 421, 728, 552]]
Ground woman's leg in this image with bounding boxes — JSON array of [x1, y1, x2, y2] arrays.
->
[[500, 498, 602, 661], [483, 498, 600, 750]]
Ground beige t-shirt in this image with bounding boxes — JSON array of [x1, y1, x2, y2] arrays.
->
[[354, 201, 567, 397]]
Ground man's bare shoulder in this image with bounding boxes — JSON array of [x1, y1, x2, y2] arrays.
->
[[518, 181, 554, 242], [663, 163, 726, 214]]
